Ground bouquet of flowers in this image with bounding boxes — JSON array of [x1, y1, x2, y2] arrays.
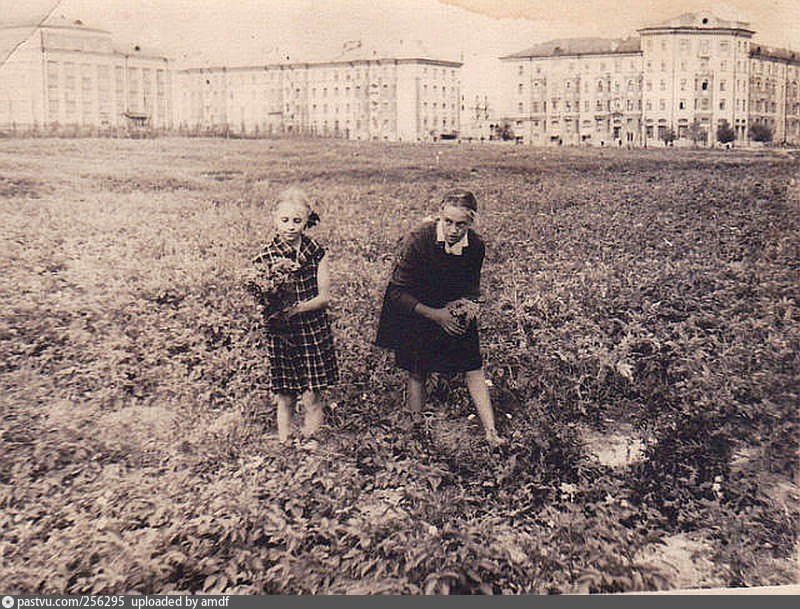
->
[[243, 257, 301, 336], [446, 297, 482, 330]]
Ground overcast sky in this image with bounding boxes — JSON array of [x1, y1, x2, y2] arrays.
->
[[3, 0, 799, 97]]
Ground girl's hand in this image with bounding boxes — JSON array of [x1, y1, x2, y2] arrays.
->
[[284, 302, 306, 319], [430, 307, 466, 336]]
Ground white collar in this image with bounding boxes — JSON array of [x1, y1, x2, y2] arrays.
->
[[436, 220, 469, 255]]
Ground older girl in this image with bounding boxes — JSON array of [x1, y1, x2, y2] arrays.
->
[[254, 187, 338, 444], [375, 189, 505, 447]]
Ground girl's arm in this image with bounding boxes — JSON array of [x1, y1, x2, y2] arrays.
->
[[285, 254, 331, 317], [386, 235, 422, 313], [388, 232, 464, 336]]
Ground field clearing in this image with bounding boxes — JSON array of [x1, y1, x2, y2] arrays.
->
[[1, 137, 799, 594]]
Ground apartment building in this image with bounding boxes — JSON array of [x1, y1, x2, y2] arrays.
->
[[500, 11, 800, 147], [0, 15, 170, 134], [173, 51, 462, 142]]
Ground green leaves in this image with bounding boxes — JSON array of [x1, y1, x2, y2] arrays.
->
[[2, 138, 797, 594]]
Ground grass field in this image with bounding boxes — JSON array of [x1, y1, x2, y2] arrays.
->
[[1, 137, 798, 594]]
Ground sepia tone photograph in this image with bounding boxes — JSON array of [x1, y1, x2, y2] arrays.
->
[[1, 0, 798, 596]]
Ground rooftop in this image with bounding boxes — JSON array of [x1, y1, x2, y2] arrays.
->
[[501, 36, 641, 60], [749, 42, 800, 64], [639, 11, 753, 33]]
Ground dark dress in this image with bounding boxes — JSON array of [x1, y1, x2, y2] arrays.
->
[[254, 235, 339, 393], [375, 221, 484, 374]]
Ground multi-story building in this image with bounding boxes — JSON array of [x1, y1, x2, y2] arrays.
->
[[460, 93, 493, 140], [501, 37, 643, 146], [749, 45, 800, 144], [0, 15, 170, 134], [500, 11, 800, 147], [173, 49, 462, 141]]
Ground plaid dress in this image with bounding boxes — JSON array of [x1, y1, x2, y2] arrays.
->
[[254, 235, 338, 393]]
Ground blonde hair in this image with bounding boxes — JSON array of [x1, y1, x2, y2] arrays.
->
[[275, 187, 320, 227]]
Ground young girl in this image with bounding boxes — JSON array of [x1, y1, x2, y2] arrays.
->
[[253, 187, 338, 445], [375, 189, 505, 447]]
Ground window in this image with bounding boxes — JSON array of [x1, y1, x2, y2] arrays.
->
[[659, 99, 666, 111], [679, 100, 685, 110], [127, 67, 139, 112], [141, 68, 151, 112], [46, 61, 59, 117], [719, 99, 726, 110], [114, 65, 124, 115], [680, 79, 687, 91], [720, 80, 726, 92], [98, 65, 111, 117]]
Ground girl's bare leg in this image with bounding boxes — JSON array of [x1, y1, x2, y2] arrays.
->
[[407, 371, 428, 413], [465, 368, 506, 446], [275, 393, 296, 444], [302, 390, 324, 437]]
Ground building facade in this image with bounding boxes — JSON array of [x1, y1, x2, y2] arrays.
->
[[0, 16, 171, 134], [459, 93, 493, 140], [500, 11, 800, 147], [173, 56, 462, 142]]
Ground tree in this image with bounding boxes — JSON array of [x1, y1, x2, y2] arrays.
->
[[491, 122, 515, 141], [686, 119, 708, 146], [749, 122, 773, 143], [660, 127, 676, 146], [717, 120, 736, 145]]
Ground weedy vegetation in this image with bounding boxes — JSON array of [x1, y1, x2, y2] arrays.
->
[[1, 138, 798, 594]]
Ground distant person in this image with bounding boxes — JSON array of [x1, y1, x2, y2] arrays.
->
[[251, 188, 338, 446], [375, 190, 506, 447]]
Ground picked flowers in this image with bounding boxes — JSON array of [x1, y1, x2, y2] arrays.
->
[[243, 257, 301, 334], [446, 298, 482, 328]]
